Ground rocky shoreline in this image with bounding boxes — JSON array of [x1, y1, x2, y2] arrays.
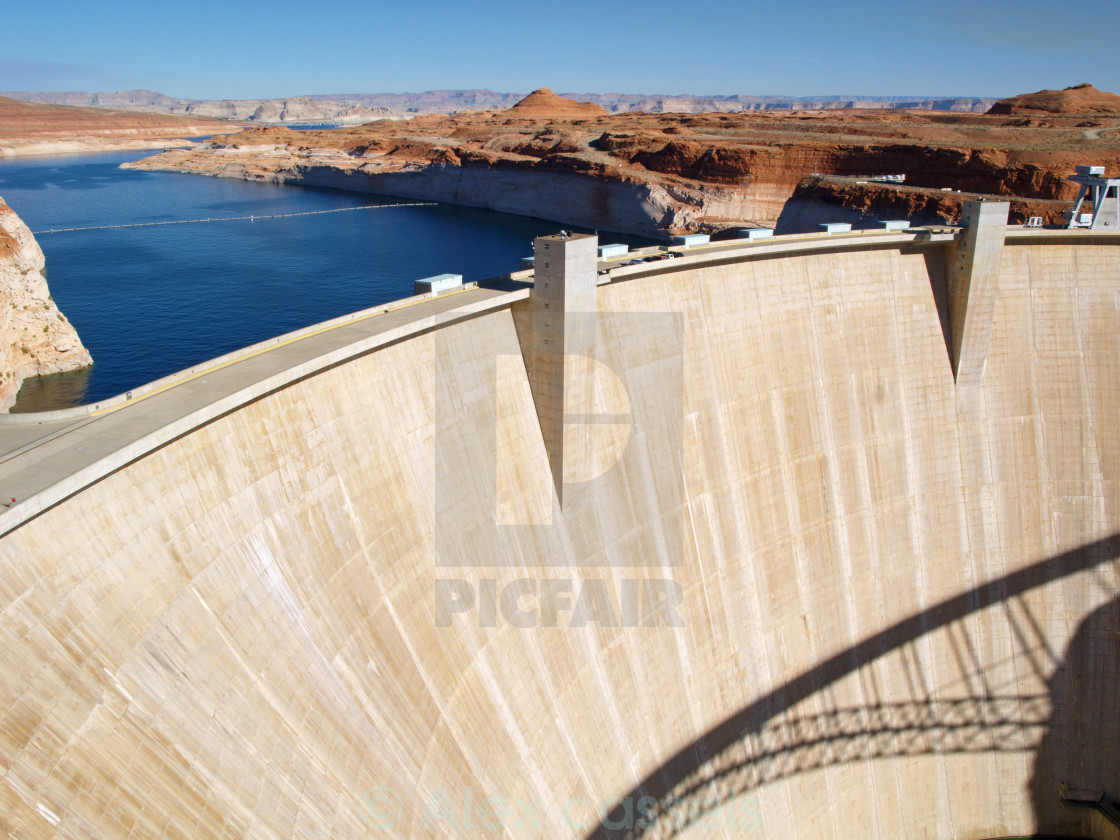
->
[[123, 145, 764, 240], [0, 199, 91, 411], [122, 87, 1120, 238], [0, 134, 215, 159]]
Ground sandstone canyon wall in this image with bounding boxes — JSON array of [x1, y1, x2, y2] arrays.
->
[[124, 86, 1120, 238], [775, 176, 1076, 233], [0, 200, 91, 411], [180, 97, 405, 124]]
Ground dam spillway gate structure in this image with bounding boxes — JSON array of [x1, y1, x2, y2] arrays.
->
[[1068, 165, 1120, 230], [0, 216, 1119, 839]]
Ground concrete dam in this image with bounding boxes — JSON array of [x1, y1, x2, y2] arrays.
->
[[1, 210, 1118, 839]]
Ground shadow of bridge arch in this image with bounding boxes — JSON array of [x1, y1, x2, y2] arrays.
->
[[585, 534, 1120, 840]]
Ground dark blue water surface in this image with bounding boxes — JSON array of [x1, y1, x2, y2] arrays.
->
[[0, 151, 651, 410]]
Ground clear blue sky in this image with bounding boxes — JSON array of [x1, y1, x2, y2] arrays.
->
[[4, 0, 1118, 100]]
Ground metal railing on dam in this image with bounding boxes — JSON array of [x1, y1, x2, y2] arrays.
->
[[0, 224, 1118, 840]]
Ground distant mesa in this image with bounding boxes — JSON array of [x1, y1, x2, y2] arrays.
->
[[2, 88, 1002, 117], [504, 88, 607, 119], [987, 82, 1120, 115], [0, 94, 235, 157], [126, 86, 1120, 239], [0, 94, 229, 132]]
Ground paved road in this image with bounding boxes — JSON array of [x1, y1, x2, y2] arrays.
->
[[0, 282, 528, 536]]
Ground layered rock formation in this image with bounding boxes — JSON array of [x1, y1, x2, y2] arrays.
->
[[776, 176, 1074, 233], [125, 87, 1120, 238], [0, 96, 233, 157], [1, 89, 183, 109], [5, 88, 999, 116], [2, 91, 410, 124], [501, 87, 607, 119], [179, 97, 405, 124], [0, 199, 91, 411], [987, 82, 1120, 115]]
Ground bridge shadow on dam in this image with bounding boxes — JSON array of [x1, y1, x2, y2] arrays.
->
[[585, 534, 1120, 840], [1032, 596, 1120, 834]]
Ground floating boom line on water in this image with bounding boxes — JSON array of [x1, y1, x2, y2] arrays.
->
[[32, 202, 439, 235]]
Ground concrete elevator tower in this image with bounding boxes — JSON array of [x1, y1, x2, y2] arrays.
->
[[513, 232, 683, 565], [522, 232, 598, 506], [948, 199, 1009, 386]]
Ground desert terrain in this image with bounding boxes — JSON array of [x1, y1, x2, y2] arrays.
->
[[0, 95, 234, 157], [4, 87, 998, 119], [125, 85, 1120, 237]]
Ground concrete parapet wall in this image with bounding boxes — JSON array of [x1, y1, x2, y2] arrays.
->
[[0, 282, 483, 425], [0, 234, 1118, 839]]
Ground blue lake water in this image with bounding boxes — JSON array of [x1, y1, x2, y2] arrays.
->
[[0, 150, 652, 410]]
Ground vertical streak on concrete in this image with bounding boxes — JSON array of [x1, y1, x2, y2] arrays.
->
[[949, 200, 1010, 387], [522, 233, 599, 506]]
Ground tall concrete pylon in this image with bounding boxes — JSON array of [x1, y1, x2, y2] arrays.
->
[[521, 232, 599, 506], [948, 199, 1009, 386]]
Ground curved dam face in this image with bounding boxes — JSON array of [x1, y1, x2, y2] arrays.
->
[[0, 225, 1118, 839]]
